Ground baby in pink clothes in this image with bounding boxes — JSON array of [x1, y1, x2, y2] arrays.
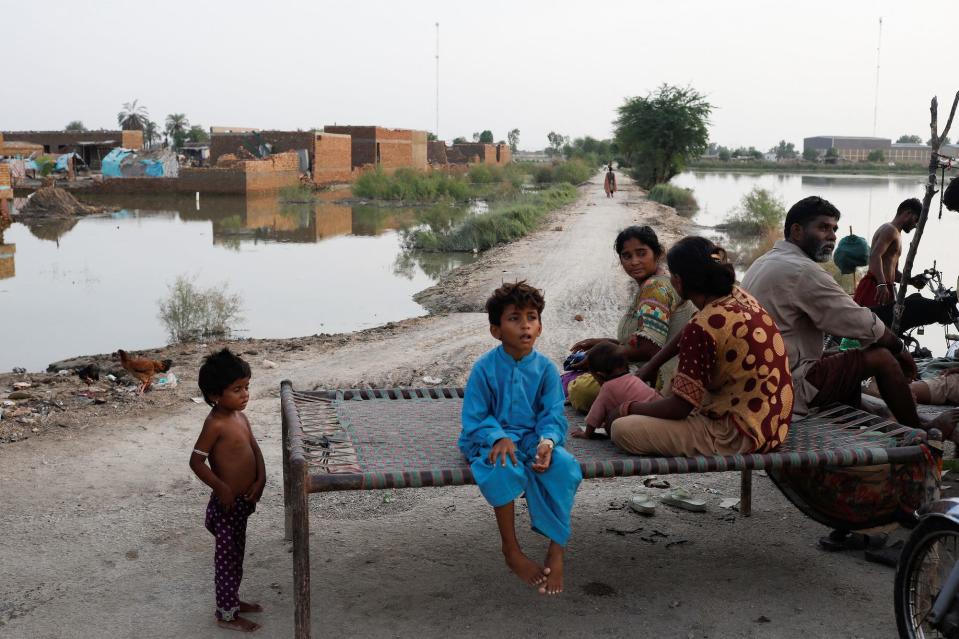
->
[[571, 342, 661, 439]]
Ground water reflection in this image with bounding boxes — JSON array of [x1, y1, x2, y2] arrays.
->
[[3, 188, 488, 370], [0, 222, 14, 280]]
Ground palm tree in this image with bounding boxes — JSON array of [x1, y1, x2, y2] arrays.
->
[[117, 100, 149, 130], [165, 113, 190, 150], [143, 120, 160, 149]]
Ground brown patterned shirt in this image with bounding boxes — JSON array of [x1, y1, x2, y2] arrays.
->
[[671, 287, 794, 452]]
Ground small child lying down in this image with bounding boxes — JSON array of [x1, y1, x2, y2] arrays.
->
[[572, 342, 661, 439]]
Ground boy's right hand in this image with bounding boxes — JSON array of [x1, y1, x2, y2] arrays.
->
[[571, 426, 595, 439], [489, 437, 518, 467], [215, 485, 236, 512]]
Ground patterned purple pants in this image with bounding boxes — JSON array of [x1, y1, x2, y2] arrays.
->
[[205, 494, 255, 621]]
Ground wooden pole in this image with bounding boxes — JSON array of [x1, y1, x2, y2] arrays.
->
[[740, 469, 752, 517], [292, 457, 311, 639], [892, 92, 959, 333]]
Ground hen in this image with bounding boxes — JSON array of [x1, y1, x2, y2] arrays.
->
[[116, 349, 173, 394]]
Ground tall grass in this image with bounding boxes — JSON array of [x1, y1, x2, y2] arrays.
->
[[721, 187, 785, 236], [405, 184, 579, 252], [354, 168, 471, 202], [157, 275, 243, 342], [533, 159, 593, 185], [647, 184, 699, 216]]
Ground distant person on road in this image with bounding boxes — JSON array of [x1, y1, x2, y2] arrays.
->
[[567, 225, 695, 411], [459, 281, 582, 596], [604, 162, 616, 198], [189, 349, 266, 633]]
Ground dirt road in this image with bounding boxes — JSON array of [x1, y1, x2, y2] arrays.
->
[[1, 174, 898, 638]]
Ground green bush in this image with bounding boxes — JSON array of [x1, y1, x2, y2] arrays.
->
[[647, 183, 699, 216], [467, 164, 503, 184], [721, 187, 785, 236], [353, 168, 471, 202], [531, 159, 594, 185], [157, 275, 243, 342], [405, 184, 579, 252]]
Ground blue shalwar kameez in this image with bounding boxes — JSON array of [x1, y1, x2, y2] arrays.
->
[[459, 346, 583, 546]]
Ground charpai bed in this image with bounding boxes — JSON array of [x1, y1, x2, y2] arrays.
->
[[279, 381, 943, 639]]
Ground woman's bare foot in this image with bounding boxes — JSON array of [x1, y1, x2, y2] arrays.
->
[[927, 410, 959, 442], [503, 546, 547, 586], [239, 601, 263, 613], [217, 615, 260, 632], [539, 543, 565, 595]]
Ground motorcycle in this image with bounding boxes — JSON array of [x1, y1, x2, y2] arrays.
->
[[895, 497, 959, 638], [871, 263, 959, 358]]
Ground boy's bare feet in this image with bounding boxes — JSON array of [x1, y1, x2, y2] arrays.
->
[[217, 615, 260, 632], [503, 546, 547, 586], [539, 542, 565, 595], [239, 601, 263, 613]]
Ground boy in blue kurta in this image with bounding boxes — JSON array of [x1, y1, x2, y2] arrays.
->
[[459, 281, 583, 595]]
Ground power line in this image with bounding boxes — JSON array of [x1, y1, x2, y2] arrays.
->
[[435, 22, 440, 140]]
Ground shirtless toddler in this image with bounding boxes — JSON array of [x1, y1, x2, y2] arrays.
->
[[190, 349, 265, 633]]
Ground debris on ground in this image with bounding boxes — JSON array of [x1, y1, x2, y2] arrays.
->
[[17, 186, 104, 217]]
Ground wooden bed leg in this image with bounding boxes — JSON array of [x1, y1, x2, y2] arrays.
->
[[740, 469, 752, 517], [292, 459, 311, 639], [924, 430, 944, 506], [282, 399, 292, 541]]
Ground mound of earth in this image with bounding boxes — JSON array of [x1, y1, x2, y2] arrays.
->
[[18, 186, 101, 217]]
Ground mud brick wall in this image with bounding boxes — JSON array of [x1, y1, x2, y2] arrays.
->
[[410, 131, 428, 170], [427, 141, 448, 165], [451, 143, 499, 164], [179, 153, 300, 194], [313, 133, 352, 184], [0, 163, 12, 199], [324, 126, 416, 171], [324, 126, 378, 167], [210, 131, 317, 165], [82, 177, 180, 195], [0, 131, 129, 154], [120, 130, 144, 150], [0, 244, 14, 280], [494, 144, 512, 165]]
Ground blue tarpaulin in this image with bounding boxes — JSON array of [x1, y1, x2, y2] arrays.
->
[[101, 148, 133, 177], [141, 159, 164, 177], [55, 153, 79, 171]]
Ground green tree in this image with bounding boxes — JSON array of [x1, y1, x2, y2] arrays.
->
[[117, 99, 149, 130], [142, 120, 160, 149], [897, 134, 923, 144], [452, 136, 467, 144], [187, 125, 210, 143], [774, 140, 797, 160], [65, 120, 87, 132], [507, 128, 520, 153], [614, 84, 712, 188], [165, 113, 190, 149], [802, 147, 819, 161], [546, 131, 568, 156], [718, 148, 731, 161], [867, 149, 886, 162], [478, 130, 494, 144], [825, 147, 839, 159], [427, 132, 438, 141]]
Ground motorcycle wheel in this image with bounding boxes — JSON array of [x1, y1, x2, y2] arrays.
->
[[895, 517, 959, 638]]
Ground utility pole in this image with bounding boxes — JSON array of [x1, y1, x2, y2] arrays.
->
[[435, 22, 440, 140], [872, 17, 882, 136]]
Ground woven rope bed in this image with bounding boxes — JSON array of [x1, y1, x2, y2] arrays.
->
[[279, 381, 943, 639]]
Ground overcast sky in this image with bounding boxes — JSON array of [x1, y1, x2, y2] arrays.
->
[[5, 0, 958, 151]]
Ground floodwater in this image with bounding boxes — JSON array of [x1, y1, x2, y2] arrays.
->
[[0, 191, 478, 372], [673, 170, 959, 355]]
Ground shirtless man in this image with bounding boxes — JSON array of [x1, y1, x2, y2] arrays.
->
[[853, 198, 923, 307]]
